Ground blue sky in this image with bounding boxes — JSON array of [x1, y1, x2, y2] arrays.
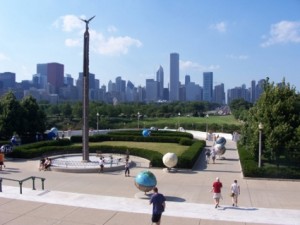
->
[[0, 0, 299, 91]]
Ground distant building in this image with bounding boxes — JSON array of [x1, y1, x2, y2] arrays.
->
[[0, 72, 15, 90], [186, 82, 201, 101], [169, 53, 179, 101], [203, 72, 213, 102], [156, 65, 164, 100], [146, 79, 158, 102], [214, 83, 225, 104], [37, 63, 64, 94]]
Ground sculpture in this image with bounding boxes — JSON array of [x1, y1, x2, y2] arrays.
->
[[162, 152, 178, 169], [134, 170, 157, 193]]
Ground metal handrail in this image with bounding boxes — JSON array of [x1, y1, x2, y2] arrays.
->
[[0, 176, 45, 194]]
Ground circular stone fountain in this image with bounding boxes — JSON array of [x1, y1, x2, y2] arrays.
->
[[50, 153, 127, 173]]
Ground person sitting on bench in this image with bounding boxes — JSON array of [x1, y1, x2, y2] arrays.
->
[[44, 158, 52, 171]]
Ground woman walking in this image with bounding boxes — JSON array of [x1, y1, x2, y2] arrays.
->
[[231, 180, 240, 207]]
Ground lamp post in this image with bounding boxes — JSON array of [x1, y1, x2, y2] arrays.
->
[[206, 114, 209, 140], [137, 112, 140, 129], [178, 112, 181, 129], [96, 112, 99, 133], [258, 122, 263, 168]]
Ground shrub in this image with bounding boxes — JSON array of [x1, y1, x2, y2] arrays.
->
[[177, 140, 205, 168]]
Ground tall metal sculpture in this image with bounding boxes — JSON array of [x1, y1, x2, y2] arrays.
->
[[80, 16, 95, 162]]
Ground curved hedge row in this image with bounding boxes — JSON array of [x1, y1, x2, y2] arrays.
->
[[8, 137, 205, 169], [71, 133, 193, 145]]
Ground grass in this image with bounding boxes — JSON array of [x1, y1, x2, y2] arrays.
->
[[80, 141, 189, 156], [126, 115, 241, 129]]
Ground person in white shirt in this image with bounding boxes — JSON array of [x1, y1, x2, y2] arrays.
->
[[230, 180, 240, 207], [99, 157, 104, 172]]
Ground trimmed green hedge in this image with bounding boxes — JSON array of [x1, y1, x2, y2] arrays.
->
[[8, 134, 205, 169], [238, 143, 300, 179], [71, 131, 193, 145], [177, 140, 205, 168]]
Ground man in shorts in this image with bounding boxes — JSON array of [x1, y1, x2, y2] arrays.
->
[[150, 187, 166, 225], [211, 177, 223, 208]]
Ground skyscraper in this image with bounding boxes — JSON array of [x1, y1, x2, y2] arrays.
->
[[37, 62, 64, 94], [156, 65, 164, 100], [203, 72, 213, 102], [214, 83, 225, 104], [146, 79, 158, 102], [169, 53, 179, 101]]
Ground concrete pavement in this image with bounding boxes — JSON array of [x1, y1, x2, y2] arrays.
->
[[0, 131, 299, 225]]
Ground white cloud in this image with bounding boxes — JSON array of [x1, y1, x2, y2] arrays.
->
[[210, 22, 227, 33], [261, 20, 300, 47], [180, 60, 220, 71], [54, 15, 142, 56], [53, 15, 84, 32], [0, 53, 9, 61], [226, 54, 249, 60], [94, 35, 142, 56]]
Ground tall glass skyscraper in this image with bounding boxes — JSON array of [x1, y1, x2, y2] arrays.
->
[[156, 65, 164, 100], [203, 72, 213, 102], [169, 53, 179, 101]]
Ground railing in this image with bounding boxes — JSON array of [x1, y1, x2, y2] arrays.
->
[[0, 176, 45, 194]]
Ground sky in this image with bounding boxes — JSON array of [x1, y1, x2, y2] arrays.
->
[[0, 0, 300, 91]]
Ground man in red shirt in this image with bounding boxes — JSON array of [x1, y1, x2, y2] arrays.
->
[[211, 177, 223, 208]]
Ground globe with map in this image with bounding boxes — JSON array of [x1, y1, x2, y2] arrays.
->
[[134, 170, 157, 193]]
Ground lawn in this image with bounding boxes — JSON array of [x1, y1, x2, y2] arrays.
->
[[88, 141, 188, 156]]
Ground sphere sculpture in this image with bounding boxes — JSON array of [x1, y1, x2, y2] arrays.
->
[[134, 170, 157, 193], [163, 152, 178, 168], [142, 129, 151, 137], [214, 143, 226, 155], [50, 127, 58, 136], [216, 137, 226, 145]]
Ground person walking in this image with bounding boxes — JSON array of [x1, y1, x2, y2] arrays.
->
[[124, 159, 130, 177], [0, 152, 6, 170], [150, 187, 166, 225], [231, 180, 240, 207], [99, 157, 104, 173], [205, 148, 211, 164], [210, 177, 223, 208], [211, 147, 216, 164]]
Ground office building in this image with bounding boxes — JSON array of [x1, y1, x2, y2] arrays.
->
[[156, 65, 164, 100], [37, 63, 64, 94], [203, 72, 213, 102], [169, 53, 179, 101]]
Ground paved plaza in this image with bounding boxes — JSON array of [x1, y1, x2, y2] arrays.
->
[[0, 131, 299, 225]]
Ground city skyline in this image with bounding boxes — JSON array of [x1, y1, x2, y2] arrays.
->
[[0, 0, 299, 91]]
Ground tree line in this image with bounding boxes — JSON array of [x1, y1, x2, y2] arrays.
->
[[0, 92, 221, 141]]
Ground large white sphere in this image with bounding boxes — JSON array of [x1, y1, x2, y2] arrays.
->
[[163, 152, 178, 168]]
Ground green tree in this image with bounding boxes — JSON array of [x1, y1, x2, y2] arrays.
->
[[20, 95, 46, 136], [229, 98, 253, 120], [0, 92, 23, 139], [61, 103, 73, 119], [241, 78, 300, 167]]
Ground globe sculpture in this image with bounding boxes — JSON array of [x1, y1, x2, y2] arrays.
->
[[142, 129, 151, 137], [162, 152, 178, 168], [214, 143, 226, 155], [50, 127, 58, 136], [134, 170, 157, 193], [216, 137, 226, 145], [47, 127, 58, 140]]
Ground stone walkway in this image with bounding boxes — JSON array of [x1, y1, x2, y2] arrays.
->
[[0, 131, 299, 225]]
